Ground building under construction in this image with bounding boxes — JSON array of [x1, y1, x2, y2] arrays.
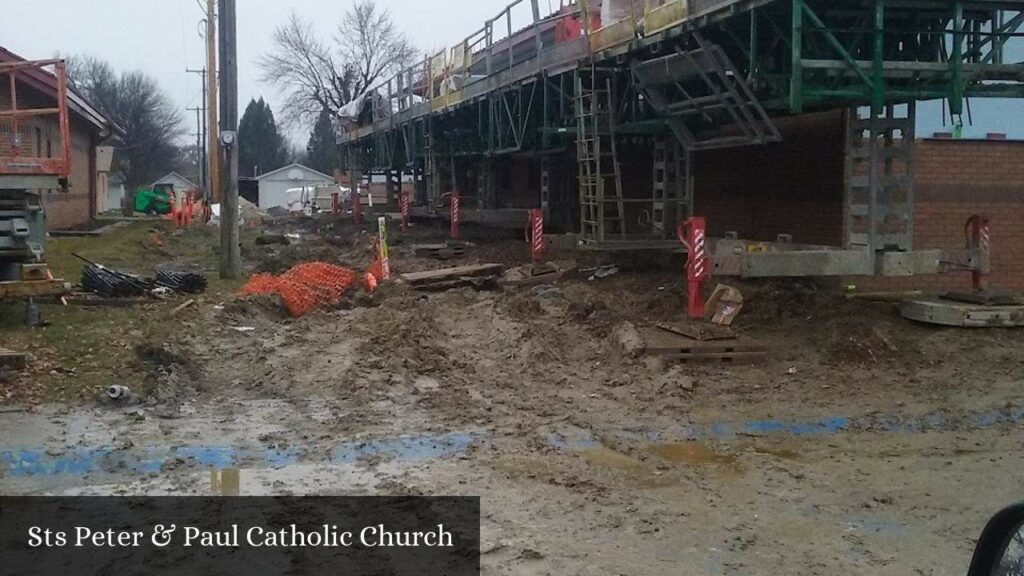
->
[[338, 0, 1024, 280]]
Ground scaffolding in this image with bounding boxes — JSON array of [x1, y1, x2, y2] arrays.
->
[[339, 0, 1024, 274]]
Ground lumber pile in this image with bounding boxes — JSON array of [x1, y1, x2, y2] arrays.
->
[[401, 263, 504, 292]]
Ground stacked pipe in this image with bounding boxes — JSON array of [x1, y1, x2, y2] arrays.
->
[[155, 270, 208, 294], [80, 263, 154, 297]]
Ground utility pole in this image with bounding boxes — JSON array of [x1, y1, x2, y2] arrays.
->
[[218, 0, 241, 279], [186, 67, 208, 193], [187, 106, 204, 190], [205, 0, 221, 205]]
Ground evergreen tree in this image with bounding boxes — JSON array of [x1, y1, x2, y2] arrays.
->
[[238, 97, 288, 177], [305, 107, 338, 175]]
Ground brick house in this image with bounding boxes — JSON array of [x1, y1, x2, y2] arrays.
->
[[0, 47, 120, 230]]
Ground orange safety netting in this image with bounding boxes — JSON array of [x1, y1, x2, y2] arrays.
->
[[239, 262, 358, 317]]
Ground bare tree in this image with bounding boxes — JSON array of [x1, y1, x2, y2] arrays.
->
[[258, 0, 415, 128], [338, 1, 416, 100], [67, 56, 185, 194]]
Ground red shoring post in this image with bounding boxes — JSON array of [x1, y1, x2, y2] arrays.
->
[[528, 209, 545, 262], [400, 189, 411, 232], [679, 217, 709, 319], [352, 187, 363, 225], [966, 215, 992, 291], [450, 190, 461, 240]]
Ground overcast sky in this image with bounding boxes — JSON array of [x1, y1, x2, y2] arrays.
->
[[4, 0, 1023, 143]]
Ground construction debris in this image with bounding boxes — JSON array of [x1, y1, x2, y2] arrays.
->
[[657, 320, 737, 342], [584, 265, 620, 281], [0, 347, 28, 371], [171, 299, 197, 316], [501, 261, 577, 287], [80, 262, 153, 297], [613, 322, 645, 358], [642, 326, 767, 364], [845, 290, 924, 302], [155, 269, 208, 294], [401, 263, 504, 292], [412, 242, 467, 260], [705, 284, 745, 326]]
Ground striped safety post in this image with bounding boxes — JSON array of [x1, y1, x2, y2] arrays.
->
[[400, 189, 411, 232], [352, 188, 363, 225], [450, 190, 461, 240], [528, 209, 545, 262], [679, 216, 710, 319], [966, 215, 991, 291]]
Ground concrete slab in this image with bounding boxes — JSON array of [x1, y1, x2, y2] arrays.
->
[[901, 298, 1024, 327]]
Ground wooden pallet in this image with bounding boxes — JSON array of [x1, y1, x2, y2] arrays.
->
[[641, 327, 767, 363], [0, 348, 28, 370]]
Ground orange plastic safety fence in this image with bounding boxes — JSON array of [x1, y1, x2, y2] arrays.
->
[[239, 262, 358, 317]]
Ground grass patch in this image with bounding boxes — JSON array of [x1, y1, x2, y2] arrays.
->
[[1, 220, 256, 404]]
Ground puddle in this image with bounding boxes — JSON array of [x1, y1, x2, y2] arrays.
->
[[578, 447, 646, 472], [576, 447, 674, 488], [210, 469, 241, 496], [647, 442, 744, 477]]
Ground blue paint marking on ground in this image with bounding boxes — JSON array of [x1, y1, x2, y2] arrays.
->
[[1, 405, 1021, 478], [0, 432, 478, 478]]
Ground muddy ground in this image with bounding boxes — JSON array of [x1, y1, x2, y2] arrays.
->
[[2, 214, 1022, 575]]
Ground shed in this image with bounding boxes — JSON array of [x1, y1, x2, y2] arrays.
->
[[255, 163, 334, 209], [150, 172, 197, 193]]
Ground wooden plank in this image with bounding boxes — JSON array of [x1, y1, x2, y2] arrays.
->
[[656, 321, 737, 341], [401, 263, 504, 285], [0, 348, 28, 370], [655, 351, 767, 364], [645, 342, 768, 355], [412, 243, 467, 260], [641, 326, 767, 363], [0, 280, 71, 300]]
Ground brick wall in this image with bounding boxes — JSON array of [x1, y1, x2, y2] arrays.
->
[[694, 111, 846, 246], [691, 111, 1024, 292], [853, 139, 1024, 292]]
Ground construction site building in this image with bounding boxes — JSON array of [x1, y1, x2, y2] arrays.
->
[[337, 0, 1024, 286]]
